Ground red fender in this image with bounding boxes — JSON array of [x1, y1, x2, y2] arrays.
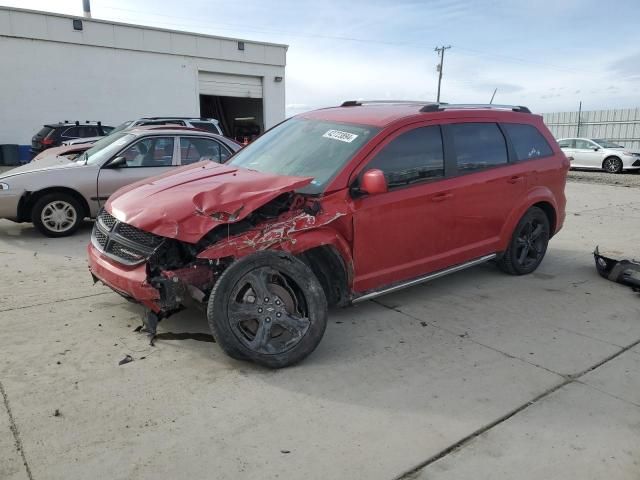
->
[[196, 219, 354, 287], [498, 186, 560, 251]]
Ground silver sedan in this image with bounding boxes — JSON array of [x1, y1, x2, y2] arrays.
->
[[0, 127, 241, 237], [557, 138, 640, 173]]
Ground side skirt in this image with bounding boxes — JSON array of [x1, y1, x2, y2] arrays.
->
[[352, 253, 497, 304]]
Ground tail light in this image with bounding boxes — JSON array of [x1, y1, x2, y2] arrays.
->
[[41, 136, 54, 146]]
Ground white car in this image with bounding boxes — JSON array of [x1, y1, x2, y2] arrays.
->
[[557, 138, 640, 173]]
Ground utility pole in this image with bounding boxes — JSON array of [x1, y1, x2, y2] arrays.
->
[[434, 45, 451, 103], [576, 101, 582, 137]]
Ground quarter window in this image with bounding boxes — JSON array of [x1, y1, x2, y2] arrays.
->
[[502, 123, 553, 161], [118, 137, 175, 167], [180, 137, 227, 164], [450, 123, 508, 172], [365, 126, 444, 187]]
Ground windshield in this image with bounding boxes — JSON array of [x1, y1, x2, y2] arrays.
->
[[227, 118, 379, 194], [82, 132, 135, 165], [592, 139, 623, 148]]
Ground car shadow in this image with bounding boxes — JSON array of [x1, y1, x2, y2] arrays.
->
[[0, 219, 93, 256]]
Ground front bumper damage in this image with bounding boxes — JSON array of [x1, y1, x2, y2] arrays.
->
[[593, 246, 640, 291], [88, 243, 218, 338]]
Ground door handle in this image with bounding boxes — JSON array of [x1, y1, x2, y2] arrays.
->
[[431, 192, 453, 202], [507, 175, 524, 184]]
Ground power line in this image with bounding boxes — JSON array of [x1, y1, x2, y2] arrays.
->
[[92, 3, 606, 76]]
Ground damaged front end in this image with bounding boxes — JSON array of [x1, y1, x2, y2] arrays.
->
[[89, 188, 349, 337], [593, 246, 640, 292]]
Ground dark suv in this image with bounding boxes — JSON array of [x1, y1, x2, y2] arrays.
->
[[31, 121, 113, 154], [88, 101, 568, 368]]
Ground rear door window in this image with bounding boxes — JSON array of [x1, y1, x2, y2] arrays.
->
[[558, 139, 575, 148], [365, 126, 444, 187], [61, 127, 81, 138], [502, 123, 553, 161], [119, 137, 175, 167], [450, 123, 508, 172], [574, 139, 594, 149], [179, 137, 226, 164], [81, 126, 100, 137]]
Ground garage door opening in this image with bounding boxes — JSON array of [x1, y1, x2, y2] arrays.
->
[[198, 71, 264, 144], [199, 94, 263, 144]]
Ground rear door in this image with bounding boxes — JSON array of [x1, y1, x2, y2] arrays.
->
[[557, 139, 575, 166], [440, 121, 526, 261], [96, 136, 178, 206]]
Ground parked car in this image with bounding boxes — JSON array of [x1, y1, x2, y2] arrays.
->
[[62, 121, 134, 146], [0, 128, 240, 236], [62, 118, 223, 146], [87, 101, 568, 368], [31, 121, 113, 154], [138, 117, 223, 135], [557, 138, 640, 173]]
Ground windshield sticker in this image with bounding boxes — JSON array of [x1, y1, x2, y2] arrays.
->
[[323, 129, 358, 143]]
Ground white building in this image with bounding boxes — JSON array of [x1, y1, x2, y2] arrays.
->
[[0, 6, 287, 150]]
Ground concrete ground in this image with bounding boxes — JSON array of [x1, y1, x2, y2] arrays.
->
[[1, 180, 639, 480]]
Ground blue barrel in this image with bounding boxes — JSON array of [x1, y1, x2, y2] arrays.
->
[[18, 145, 32, 164]]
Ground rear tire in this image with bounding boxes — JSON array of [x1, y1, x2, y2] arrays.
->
[[207, 251, 328, 368], [497, 207, 550, 275], [602, 156, 623, 174], [32, 193, 83, 237]]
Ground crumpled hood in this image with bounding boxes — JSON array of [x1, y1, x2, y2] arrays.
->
[[0, 155, 78, 180], [106, 162, 313, 244]]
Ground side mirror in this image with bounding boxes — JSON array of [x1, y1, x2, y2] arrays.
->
[[360, 169, 388, 195], [106, 156, 127, 168], [592, 146, 600, 151]]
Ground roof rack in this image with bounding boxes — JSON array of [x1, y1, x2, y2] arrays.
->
[[420, 103, 531, 113], [341, 100, 435, 107]]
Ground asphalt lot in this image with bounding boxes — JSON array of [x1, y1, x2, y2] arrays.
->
[[1, 178, 639, 480]]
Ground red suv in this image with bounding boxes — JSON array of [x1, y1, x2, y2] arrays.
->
[[88, 101, 568, 368]]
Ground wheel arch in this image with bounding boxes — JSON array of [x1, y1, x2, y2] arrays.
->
[[198, 226, 354, 306], [498, 188, 559, 251], [19, 187, 91, 222], [602, 155, 622, 171]]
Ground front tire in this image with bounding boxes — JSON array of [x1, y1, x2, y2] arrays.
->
[[207, 251, 328, 368], [602, 156, 623, 174], [32, 193, 83, 237], [497, 207, 550, 275]]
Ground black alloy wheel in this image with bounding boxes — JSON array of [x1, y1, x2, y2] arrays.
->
[[497, 206, 550, 275], [207, 251, 328, 368]]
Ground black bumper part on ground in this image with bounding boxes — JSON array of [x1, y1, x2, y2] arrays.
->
[[593, 246, 640, 291]]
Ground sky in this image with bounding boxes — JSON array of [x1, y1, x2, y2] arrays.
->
[[2, 0, 639, 117]]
